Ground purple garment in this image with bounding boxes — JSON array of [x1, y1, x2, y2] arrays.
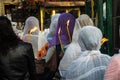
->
[[49, 13, 75, 47]]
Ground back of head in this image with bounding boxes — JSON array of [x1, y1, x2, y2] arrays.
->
[[0, 16, 19, 53], [72, 14, 94, 42], [78, 26, 102, 51], [23, 16, 40, 35], [22, 16, 40, 58], [78, 14, 94, 28], [50, 13, 75, 47], [47, 13, 60, 42]]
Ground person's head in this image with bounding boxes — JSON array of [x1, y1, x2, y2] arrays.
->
[[0, 16, 19, 53], [23, 16, 40, 35], [78, 26, 102, 51], [47, 13, 60, 42], [72, 14, 94, 42], [49, 13, 75, 47], [78, 14, 94, 28], [64, 26, 110, 80]]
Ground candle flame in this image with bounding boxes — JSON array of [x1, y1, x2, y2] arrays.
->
[[58, 27, 61, 35], [67, 20, 70, 27], [27, 26, 38, 42], [66, 19, 71, 42], [101, 37, 109, 45], [29, 27, 38, 34]]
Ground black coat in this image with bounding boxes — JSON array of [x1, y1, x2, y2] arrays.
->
[[0, 41, 36, 80]]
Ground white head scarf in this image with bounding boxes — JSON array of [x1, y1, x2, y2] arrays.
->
[[59, 14, 94, 76], [78, 26, 102, 51], [47, 13, 60, 42], [72, 14, 94, 42], [45, 13, 60, 62], [22, 16, 40, 58], [63, 26, 111, 80], [23, 16, 40, 35]]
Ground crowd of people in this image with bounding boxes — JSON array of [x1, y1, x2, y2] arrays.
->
[[0, 12, 119, 80]]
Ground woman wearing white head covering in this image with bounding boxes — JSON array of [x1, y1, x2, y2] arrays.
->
[[59, 14, 94, 77], [22, 16, 41, 58], [45, 13, 60, 62], [63, 26, 111, 80]]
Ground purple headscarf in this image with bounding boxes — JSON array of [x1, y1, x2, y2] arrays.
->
[[49, 13, 75, 47]]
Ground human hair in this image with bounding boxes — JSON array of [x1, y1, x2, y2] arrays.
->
[[0, 16, 20, 54]]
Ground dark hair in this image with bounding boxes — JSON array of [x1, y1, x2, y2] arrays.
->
[[0, 16, 20, 54]]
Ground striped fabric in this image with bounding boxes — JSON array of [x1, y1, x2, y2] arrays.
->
[[104, 54, 120, 80]]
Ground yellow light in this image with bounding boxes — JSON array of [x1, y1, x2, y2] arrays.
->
[[101, 37, 109, 45], [27, 26, 38, 42], [29, 27, 38, 34]]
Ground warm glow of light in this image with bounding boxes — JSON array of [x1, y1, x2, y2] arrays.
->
[[27, 27, 38, 42], [29, 27, 38, 33], [101, 37, 109, 45], [67, 20, 70, 27], [58, 27, 61, 35], [66, 20, 71, 42]]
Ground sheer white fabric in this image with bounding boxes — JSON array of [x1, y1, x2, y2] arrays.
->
[[22, 34, 39, 58], [78, 26, 102, 51], [22, 16, 47, 58], [49, 14, 60, 36], [59, 19, 81, 76], [62, 26, 111, 80], [45, 14, 60, 62], [59, 14, 94, 76], [38, 29, 49, 50]]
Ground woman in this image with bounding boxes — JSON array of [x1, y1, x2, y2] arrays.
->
[[49, 13, 75, 60], [22, 16, 47, 58], [45, 13, 60, 62], [45, 13, 75, 80], [63, 26, 111, 80], [59, 14, 94, 77], [0, 16, 36, 80]]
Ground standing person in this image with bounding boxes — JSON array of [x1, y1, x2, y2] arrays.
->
[[37, 13, 60, 61], [46, 13, 75, 80], [22, 16, 40, 58], [22, 16, 47, 58], [49, 13, 75, 61], [22, 16, 48, 80], [104, 53, 120, 80], [59, 14, 94, 77], [63, 26, 111, 80], [37, 13, 61, 80], [0, 16, 36, 80]]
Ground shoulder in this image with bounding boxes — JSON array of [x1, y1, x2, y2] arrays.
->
[[18, 40, 33, 50], [109, 54, 120, 65]]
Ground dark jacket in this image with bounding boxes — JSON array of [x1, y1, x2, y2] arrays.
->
[[0, 41, 36, 80]]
